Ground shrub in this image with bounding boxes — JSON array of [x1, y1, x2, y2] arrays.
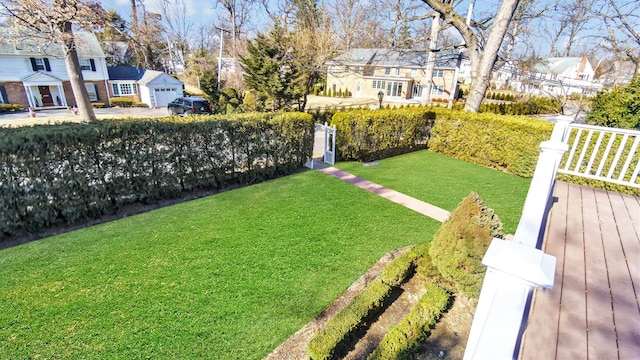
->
[[0, 104, 23, 113], [243, 91, 258, 112], [368, 283, 450, 360], [429, 192, 503, 298], [379, 249, 421, 287], [308, 278, 393, 360], [132, 102, 148, 108], [428, 108, 553, 177], [0, 112, 314, 241], [90, 102, 107, 108], [331, 107, 436, 162], [109, 97, 134, 107], [586, 76, 640, 130]]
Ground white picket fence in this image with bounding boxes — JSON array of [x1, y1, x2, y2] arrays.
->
[[464, 118, 640, 359]]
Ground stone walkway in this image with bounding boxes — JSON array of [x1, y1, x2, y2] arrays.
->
[[312, 162, 450, 223]]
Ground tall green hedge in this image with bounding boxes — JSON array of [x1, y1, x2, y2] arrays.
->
[[0, 113, 314, 241], [331, 107, 436, 162], [427, 108, 553, 177]]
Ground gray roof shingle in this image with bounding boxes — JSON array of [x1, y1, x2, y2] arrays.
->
[[0, 23, 105, 58], [328, 48, 463, 69]]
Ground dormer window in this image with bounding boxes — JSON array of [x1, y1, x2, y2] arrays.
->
[[33, 58, 45, 70]]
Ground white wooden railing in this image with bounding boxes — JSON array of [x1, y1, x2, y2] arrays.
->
[[559, 123, 640, 188], [465, 118, 640, 359]]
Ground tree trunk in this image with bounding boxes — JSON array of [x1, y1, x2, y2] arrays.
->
[[423, 14, 440, 103], [61, 22, 97, 121], [464, 0, 521, 112]]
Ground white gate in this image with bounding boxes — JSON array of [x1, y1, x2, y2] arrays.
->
[[306, 122, 337, 169]]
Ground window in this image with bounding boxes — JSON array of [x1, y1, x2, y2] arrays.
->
[[34, 58, 45, 70], [413, 84, 423, 97], [384, 68, 391, 75], [433, 69, 444, 78], [431, 85, 444, 95], [395, 68, 400, 76], [384, 81, 404, 97], [372, 80, 386, 90], [111, 82, 137, 96], [80, 59, 92, 71], [85, 84, 98, 101], [354, 66, 361, 73], [411, 69, 418, 77]]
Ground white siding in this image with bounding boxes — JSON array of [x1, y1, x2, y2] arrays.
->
[[0, 55, 108, 82]]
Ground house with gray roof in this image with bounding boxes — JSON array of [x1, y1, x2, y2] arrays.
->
[[0, 25, 110, 109], [107, 66, 183, 108], [519, 56, 601, 96], [325, 49, 463, 103]]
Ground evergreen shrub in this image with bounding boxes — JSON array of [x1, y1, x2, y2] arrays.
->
[[0, 104, 24, 113], [0, 112, 314, 241], [308, 278, 393, 360], [90, 102, 106, 108], [427, 108, 553, 177], [428, 192, 503, 298], [109, 97, 134, 107], [367, 283, 450, 360], [331, 107, 436, 162]]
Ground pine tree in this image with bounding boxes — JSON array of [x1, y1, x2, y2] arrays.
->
[[239, 23, 305, 111]]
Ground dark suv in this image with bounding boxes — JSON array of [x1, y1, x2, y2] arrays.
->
[[167, 97, 212, 116]]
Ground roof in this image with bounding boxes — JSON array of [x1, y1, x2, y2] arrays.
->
[[107, 66, 182, 86], [0, 23, 105, 58], [533, 57, 582, 75], [328, 48, 462, 69]]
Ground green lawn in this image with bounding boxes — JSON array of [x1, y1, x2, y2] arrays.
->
[[0, 151, 532, 359], [0, 171, 440, 359], [335, 150, 531, 234]]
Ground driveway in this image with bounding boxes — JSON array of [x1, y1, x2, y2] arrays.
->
[[0, 107, 169, 127]]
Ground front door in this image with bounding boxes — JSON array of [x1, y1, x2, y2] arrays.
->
[[38, 86, 53, 106]]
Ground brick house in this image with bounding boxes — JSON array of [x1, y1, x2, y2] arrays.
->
[[0, 26, 109, 109]]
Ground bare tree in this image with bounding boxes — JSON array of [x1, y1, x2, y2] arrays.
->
[[157, 0, 193, 73], [211, 0, 256, 58], [542, 0, 592, 57], [327, 0, 369, 50], [0, 0, 106, 121], [422, 0, 522, 112], [597, 0, 640, 77]]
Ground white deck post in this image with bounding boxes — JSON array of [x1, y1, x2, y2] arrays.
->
[[464, 117, 571, 359]]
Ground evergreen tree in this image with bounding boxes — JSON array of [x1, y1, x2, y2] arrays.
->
[[239, 23, 305, 111], [586, 76, 640, 130]]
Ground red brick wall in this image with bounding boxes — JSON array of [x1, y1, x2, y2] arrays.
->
[[1, 82, 29, 107]]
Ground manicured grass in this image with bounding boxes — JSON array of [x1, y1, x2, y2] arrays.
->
[[335, 150, 531, 234], [0, 170, 440, 359]]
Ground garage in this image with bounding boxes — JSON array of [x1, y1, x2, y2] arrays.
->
[[153, 87, 179, 107]]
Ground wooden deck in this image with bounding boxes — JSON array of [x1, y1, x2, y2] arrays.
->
[[520, 181, 640, 360]]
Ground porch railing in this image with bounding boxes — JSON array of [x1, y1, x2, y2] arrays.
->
[[559, 123, 640, 188], [464, 118, 640, 359]]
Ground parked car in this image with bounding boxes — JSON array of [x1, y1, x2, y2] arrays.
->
[[167, 97, 212, 116]]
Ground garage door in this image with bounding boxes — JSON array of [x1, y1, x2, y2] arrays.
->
[[154, 88, 178, 107]]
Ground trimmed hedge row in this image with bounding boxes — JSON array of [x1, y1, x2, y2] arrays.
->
[[308, 242, 435, 360], [308, 278, 393, 360], [0, 104, 24, 113], [367, 283, 450, 360], [0, 113, 314, 241], [331, 107, 436, 162], [427, 108, 554, 177]]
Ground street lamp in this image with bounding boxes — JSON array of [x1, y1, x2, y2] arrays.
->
[[377, 91, 384, 109]]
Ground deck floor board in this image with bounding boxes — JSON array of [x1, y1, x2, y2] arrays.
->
[[520, 181, 640, 360]]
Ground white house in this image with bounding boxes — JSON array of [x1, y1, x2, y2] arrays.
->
[[107, 66, 184, 108], [0, 25, 110, 109], [520, 56, 601, 96]]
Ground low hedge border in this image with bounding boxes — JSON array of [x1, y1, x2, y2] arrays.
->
[[308, 242, 433, 360], [368, 283, 450, 360], [308, 278, 393, 360], [0, 104, 24, 113]]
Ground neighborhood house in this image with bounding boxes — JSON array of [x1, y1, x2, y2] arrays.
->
[[0, 26, 109, 109], [107, 66, 184, 108], [325, 49, 463, 103]]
